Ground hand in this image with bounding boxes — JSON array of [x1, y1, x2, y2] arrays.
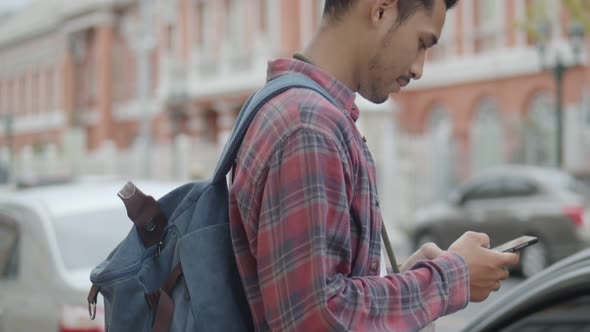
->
[[448, 231, 520, 303], [400, 242, 445, 272]]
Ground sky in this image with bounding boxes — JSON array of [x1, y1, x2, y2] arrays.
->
[[0, 0, 29, 11]]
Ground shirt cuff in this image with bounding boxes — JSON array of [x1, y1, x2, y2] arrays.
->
[[432, 252, 470, 316]]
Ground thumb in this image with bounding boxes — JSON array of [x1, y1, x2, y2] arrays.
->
[[421, 242, 444, 260]]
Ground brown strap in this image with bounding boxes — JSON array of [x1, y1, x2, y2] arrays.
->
[[118, 182, 168, 248], [381, 225, 400, 273], [87, 284, 100, 320], [161, 263, 183, 295], [145, 263, 184, 331], [152, 290, 174, 332]]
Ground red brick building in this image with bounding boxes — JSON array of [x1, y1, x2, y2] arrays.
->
[[0, 0, 588, 224]]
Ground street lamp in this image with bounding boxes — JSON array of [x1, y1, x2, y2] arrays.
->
[[123, 0, 156, 178], [535, 20, 586, 168]]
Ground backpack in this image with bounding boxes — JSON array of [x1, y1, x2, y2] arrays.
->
[[86, 74, 341, 332]]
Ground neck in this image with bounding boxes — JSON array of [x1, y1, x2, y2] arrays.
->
[[301, 22, 360, 92]]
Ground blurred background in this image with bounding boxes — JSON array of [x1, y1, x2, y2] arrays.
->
[[0, 0, 589, 331], [0, 0, 588, 229]]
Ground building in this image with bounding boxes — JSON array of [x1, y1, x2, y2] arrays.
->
[[393, 0, 590, 212], [0, 0, 588, 227], [0, 0, 340, 179]]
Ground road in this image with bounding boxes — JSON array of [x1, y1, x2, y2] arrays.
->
[[435, 277, 523, 331]]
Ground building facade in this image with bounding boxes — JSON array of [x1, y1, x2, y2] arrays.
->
[[0, 0, 589, 226], [393, 0, 590, 210]]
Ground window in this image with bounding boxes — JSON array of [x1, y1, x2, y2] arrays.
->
[[0, 217, 19, 279], [427, 107, 456, 201], [6, 79, 13, 115], [197, 1, 213, 53], [474, 0, 502, 52], [46, 69, 54, 111], [583, 91, 590, 130], [0, 80, 5, 115], [462, 180, 504, 202], [19, 76, 26, 115], [259, 0, 267, 32], [500, 177, 539, 197], [227, 0, 246, 51], [32, 72, 39, 115], [524, 93, 556, 167], [501, 293, 590, 331], [471, 99, 506, 175], [53, 208, 131, 270]]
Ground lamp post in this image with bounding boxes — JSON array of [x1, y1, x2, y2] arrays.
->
[[535, 21, 585, 168], [123, 0, 156, 178]]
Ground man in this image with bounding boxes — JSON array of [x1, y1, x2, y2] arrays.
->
[[229, 0, 520, 331]]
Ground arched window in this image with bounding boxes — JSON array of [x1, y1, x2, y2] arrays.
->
[[427, 106, 456, 201], [523, 93, 556, 167], [471, 98, 505, 174]]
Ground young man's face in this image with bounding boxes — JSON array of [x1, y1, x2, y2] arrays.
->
[[359, 0, 447, 103]]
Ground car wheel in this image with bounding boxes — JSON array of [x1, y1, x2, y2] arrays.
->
[[520, 239, 549, 278]]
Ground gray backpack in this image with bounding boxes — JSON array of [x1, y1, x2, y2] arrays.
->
[[86, 74, 340, 332]]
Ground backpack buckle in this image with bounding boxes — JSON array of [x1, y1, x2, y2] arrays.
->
[[87, 284, 100, 320], [88, 302, 97, 320], [156, 241, 164, 257]]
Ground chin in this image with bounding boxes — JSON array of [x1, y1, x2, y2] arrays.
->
[[359, 91, 389, 104], [368, 94, 390, 104]]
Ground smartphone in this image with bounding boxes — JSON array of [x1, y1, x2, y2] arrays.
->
[[492, 236, 538, 253]]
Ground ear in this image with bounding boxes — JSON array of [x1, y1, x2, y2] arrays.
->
[[370, 0, 398, 25]]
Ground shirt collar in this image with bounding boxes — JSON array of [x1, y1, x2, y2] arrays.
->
[[266, 58, 360, 121]]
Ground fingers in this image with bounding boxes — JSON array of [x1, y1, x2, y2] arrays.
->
[[493, 281, 501, 292], [488, 250, 520, 267], [465, 231, 490, 248], [421, 242, 444, 260]]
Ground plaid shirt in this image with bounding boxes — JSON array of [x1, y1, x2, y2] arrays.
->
[[229, 59, 469, 332]]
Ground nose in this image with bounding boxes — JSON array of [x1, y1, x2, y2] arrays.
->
[[410, 51, 426, 80]]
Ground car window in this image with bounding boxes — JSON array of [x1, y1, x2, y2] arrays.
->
[[500, 177, 538, 198], [544, 173, 590, 198], [0, 216, 19, 279], [501, 293, 590, 331], [462, 180, 504, 202], [53, 208, 132, 271]]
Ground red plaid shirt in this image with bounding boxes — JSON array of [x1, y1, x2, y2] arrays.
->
[[229, 59, 469, 332]]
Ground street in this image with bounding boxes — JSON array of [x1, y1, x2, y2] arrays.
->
[[435, 277, 523, 332]]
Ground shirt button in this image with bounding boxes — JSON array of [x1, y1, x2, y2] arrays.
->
[[370, 262, 378, 273], [362, 136, 367, 142], [376, 199, 380, 208]]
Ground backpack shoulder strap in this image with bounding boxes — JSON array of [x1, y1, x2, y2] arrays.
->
[[212, 74, 339, 183]]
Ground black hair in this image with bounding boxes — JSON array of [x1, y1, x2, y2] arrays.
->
[[323, 0, 459, 22]]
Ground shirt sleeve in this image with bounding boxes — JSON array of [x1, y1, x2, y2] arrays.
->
[[253, 128, 469, 332]]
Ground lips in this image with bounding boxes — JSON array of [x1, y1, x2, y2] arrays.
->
[[397, 78, 409, 87]]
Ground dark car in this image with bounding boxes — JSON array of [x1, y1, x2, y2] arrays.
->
[[461, 247, 590, 331], [411, 166, 590, 278]]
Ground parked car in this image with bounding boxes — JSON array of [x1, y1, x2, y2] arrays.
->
[[0, 178, 181, 332], [411, 166, 590, 278], [461, 247, 590, 331]]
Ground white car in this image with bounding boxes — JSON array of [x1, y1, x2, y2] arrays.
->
[[0, 179, 182, 332]]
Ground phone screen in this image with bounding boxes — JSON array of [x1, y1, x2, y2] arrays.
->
[[492, 236, 538, 253]]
